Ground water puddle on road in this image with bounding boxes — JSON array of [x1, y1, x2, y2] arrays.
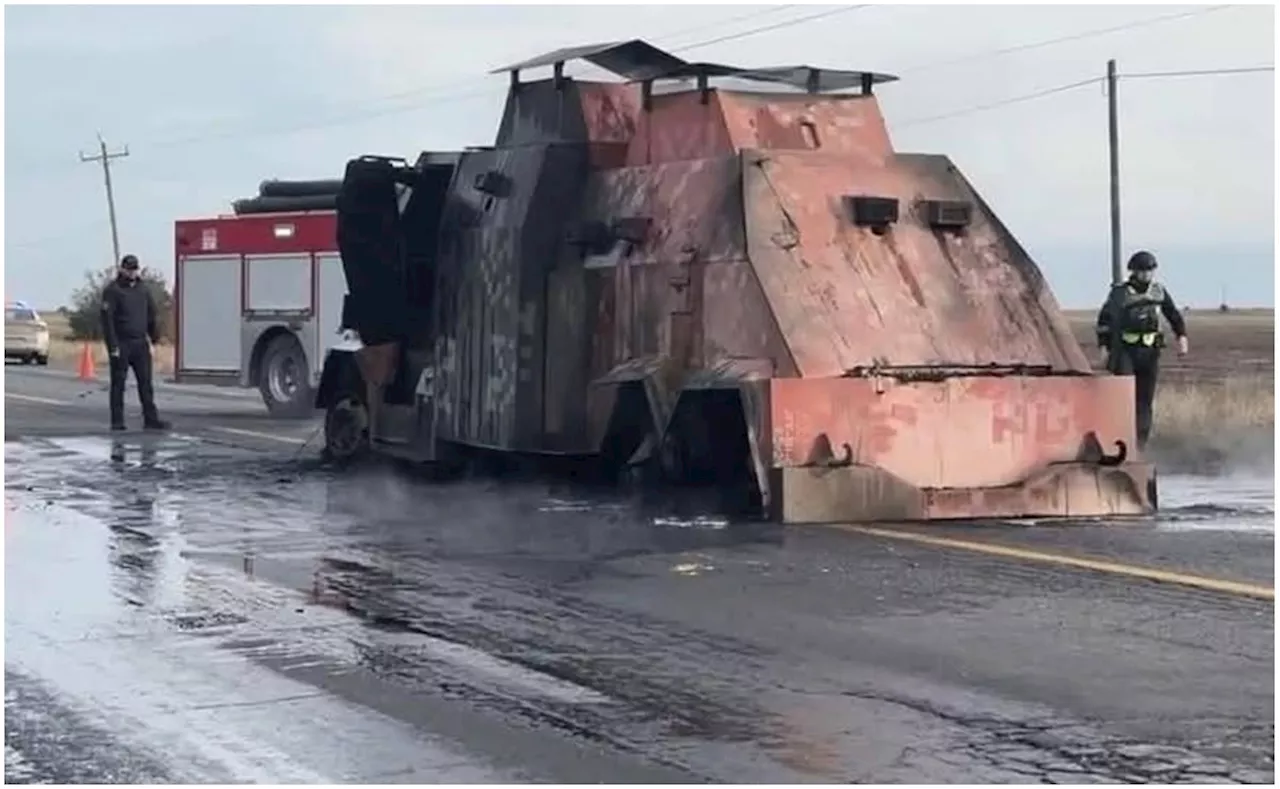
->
[[1156, 472, 1275, 532], [4, 434, 1274, 784], [3, 433, 780, 692], [3, 434, 795, 781]]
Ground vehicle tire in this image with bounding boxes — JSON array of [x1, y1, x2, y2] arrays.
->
[[258, 333, 313, 419], [323, 394, 369, 465], [21, 354, 33, 365], [35, 354, 48, 366]]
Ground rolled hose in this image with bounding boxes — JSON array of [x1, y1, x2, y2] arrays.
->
[[232, 194, 337, 214], [258, 179, 343, 198]]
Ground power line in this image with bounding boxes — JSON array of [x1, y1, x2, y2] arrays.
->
[[558, 6, 870, 83], [895, 62, 1274, 130], [899, 5, 1231, 74], [131, 7, 1262, 157], [78, 56, 1280, 190], [310, 6, 805, 111], [657, 5, 800, 47], [896, 77, 1103, 130], [11, 5, 817, 174], [143, 5, 815, 152], [497, 7, 870, 86], [13, 4, 1272, 190], [13, 53, 1273, 251], [669, 4, 870, 54], [42, 5, 1259, 165], [1121, 65, 1274, 79], [132, 5, 874, 154]]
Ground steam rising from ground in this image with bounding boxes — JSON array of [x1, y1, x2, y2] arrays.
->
[[1150, 373, 1274, 479], [314, 458, 767, 560], [1148, 429, 1275, 477]]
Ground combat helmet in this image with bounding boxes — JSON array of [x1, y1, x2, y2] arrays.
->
[[1126, 250, 1158, 271]]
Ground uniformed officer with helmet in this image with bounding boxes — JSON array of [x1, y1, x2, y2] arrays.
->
[[1094, 250, 1189, 449]]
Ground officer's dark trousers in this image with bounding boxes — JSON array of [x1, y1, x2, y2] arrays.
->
[[109, 339, 159, 427], [1109, 344, 1160, 448]]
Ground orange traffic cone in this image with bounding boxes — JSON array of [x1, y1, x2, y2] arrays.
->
[[77, 342, 96, 381]]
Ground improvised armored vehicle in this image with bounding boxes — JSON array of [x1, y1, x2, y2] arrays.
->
[[314, 39, 1157, 524]]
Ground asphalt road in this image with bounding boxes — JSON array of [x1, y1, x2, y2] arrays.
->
[[4, 364, 1275, 784]]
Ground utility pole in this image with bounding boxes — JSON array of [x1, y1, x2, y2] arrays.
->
[[1102, 59, 1124, 369], [1106, 59, 1122, 286], [79, 133, 129, 266]]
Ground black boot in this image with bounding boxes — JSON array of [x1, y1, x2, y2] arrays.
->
[[143, 418, 171, 431]]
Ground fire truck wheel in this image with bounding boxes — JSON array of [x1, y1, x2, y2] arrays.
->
[[258, 333, 313, 419]]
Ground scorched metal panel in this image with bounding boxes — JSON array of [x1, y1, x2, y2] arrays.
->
[[432, 143, 590, 451], [741, 149, 1090, 377]]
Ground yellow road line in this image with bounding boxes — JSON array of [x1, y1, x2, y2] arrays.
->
[[210, 426, 309, 446], [835, 524, 1275, 601], [5, 392, 70, 406]]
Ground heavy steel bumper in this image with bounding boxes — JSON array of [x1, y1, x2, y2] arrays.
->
[[759, 374, 1156, 524], [772, 461, 1156, 523]]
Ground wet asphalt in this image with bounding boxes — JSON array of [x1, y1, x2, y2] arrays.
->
[[4, 365, 1275, 784]]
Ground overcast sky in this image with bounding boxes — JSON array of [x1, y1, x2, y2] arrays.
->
[[4, 2, 1274, 309]]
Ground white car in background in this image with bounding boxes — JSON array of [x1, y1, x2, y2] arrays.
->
[[5, 301, 50, 365]]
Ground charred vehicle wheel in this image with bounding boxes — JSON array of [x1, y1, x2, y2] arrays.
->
[[258, 333, 313, 418], [323, 395, 370, 464]]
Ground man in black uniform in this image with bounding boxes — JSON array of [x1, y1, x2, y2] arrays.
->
[[100, 254, 170, 432], [1094, 250, 1188, 449]]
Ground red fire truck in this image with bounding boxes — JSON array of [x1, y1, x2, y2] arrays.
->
[[172, 180, 346, 417]]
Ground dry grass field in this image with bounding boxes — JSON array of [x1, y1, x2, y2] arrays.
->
[[1064, 308, 1274, 467], [38, 311, 176, 376]]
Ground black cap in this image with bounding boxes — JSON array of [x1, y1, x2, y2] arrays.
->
[[1127, 250, 1158, 271], [120, 254, 140, 270]]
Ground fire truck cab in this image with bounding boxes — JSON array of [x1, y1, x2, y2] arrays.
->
[[172, 202, 347, 416]]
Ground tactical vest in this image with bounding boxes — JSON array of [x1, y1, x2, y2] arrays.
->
[[1118, 281, 1165, 344]]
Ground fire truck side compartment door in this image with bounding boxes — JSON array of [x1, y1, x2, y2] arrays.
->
[[245, 253, 312, 313], [179, 255, 241, 371]]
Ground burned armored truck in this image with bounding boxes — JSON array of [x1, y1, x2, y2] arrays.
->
[[314, 39, 1157, 524]]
